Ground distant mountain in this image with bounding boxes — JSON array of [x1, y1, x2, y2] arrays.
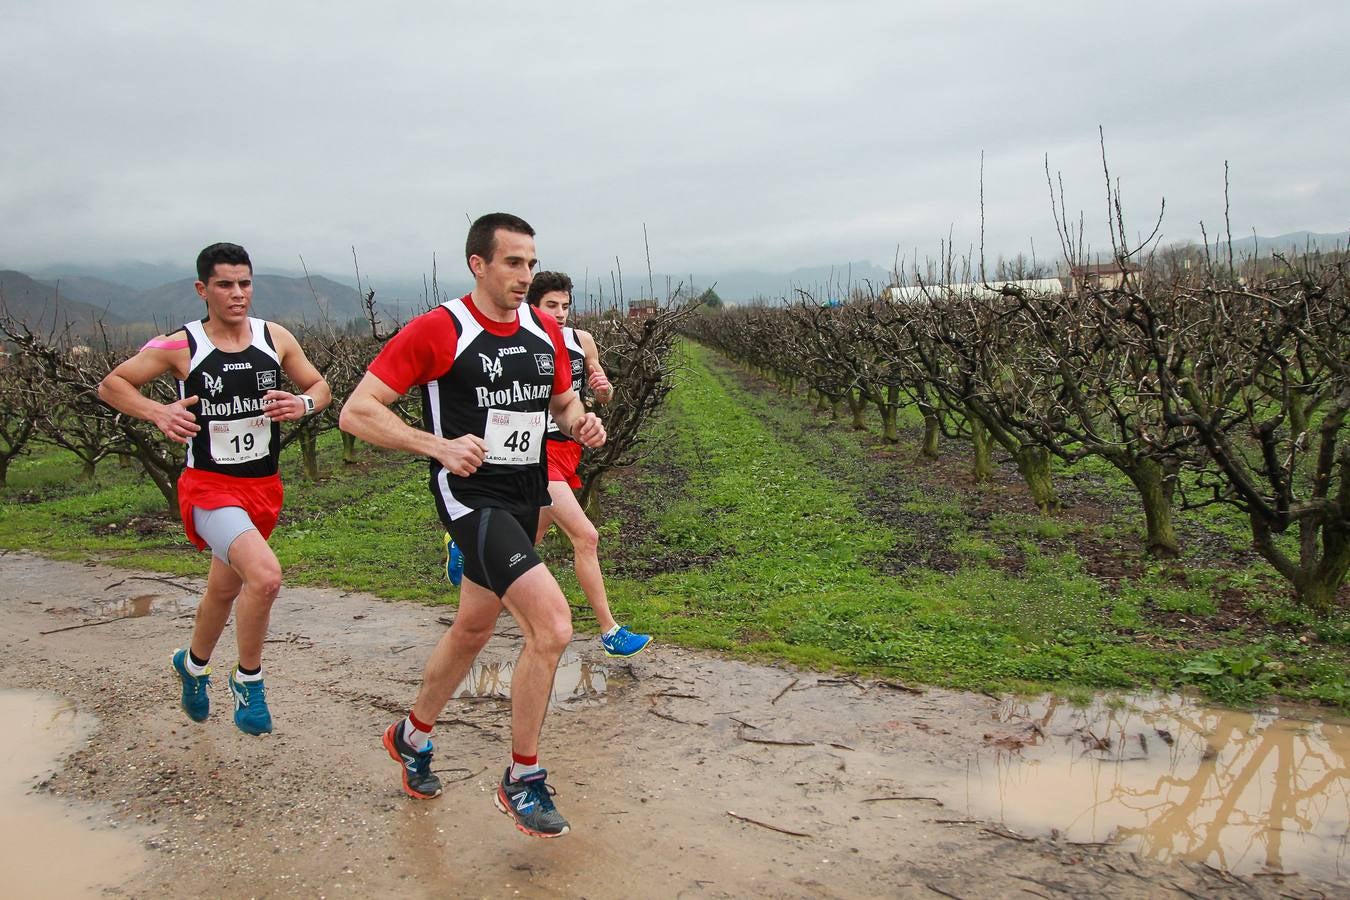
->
[[0, 270, 127, 336], [603, 261, 893, 305], [26, 261, 188, 292], [1225, 230, 1349, 257], [130, 274, 367, 330], [37, 275, 141, 312]]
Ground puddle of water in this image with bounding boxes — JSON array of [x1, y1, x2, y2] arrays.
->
[[456, 648, 609, 708], [959, 693, 1349, 880], [91, 593, 179, 620], [0, 689, 145, 897]]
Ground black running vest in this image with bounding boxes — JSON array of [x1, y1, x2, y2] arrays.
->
[[545, 326, 586, 442], [178, 318, 282, 478], [422, 298, 562, 519]]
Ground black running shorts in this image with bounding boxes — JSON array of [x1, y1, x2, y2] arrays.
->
[[446, 507, 542, 597]]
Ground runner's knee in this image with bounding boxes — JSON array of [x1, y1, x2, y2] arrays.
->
[[571, 521, 600, 556]]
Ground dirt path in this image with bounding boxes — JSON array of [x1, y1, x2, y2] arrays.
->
[[0, 551, 1336, 899]]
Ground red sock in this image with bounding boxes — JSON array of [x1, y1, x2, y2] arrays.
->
[[409, 711, 434, 733]]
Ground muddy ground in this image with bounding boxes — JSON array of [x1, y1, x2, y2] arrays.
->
[[0, 551, 1339, 899]]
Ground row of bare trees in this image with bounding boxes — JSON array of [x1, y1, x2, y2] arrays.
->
[[0, 288, 695, 518], [684, 252, 1348, 612]]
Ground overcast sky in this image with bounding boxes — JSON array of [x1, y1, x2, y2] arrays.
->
[[2, 0, 1346, 290]]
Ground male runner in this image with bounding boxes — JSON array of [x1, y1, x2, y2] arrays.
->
[[98, 242, 331, 735], [339, 213, 605, 838], [527, 271, 650, 657]]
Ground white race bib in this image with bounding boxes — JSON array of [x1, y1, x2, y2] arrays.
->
[[483, 408, 545, 465], [208, 416, 271, 464]]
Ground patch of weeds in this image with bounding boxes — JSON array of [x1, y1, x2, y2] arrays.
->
[[1179, 647, 1279, 705]]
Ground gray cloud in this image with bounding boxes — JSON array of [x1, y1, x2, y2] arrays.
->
[[2, 0, 1346, 288]]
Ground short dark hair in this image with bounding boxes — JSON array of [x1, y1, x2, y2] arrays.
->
[[196, 243, 252, 283], [465, 213, 535, 270], [526, 271, 574, 307]]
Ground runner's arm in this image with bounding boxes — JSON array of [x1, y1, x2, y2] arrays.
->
[[576, 329, 613, 404], [549, 388, 606, 449], [97, 335, 201, 444], [266, 324, 333, 421], [339, 372, 488, 476]]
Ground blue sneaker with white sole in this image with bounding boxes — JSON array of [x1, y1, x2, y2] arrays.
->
[[600, 625, 651, 658], [170, 648, 210, 722], [229, 667, 273, 735]]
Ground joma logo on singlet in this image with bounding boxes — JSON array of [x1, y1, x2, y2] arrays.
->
[[474, 382, 551, 407], [498, 346, 526, 357], [200, 396, 265, 417], [222, 362, 253, 372]]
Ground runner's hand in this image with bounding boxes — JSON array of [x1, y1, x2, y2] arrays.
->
[[153, 396, 200, 444], [437, 434, 488, 476], [588, 370, 613, 403], [261, 390, 306, 422], [572, 412, 606, 448]]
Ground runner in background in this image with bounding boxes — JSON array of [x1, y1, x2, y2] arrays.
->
[[527, 272, 650, 658]]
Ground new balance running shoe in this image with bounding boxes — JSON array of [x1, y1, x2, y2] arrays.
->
[[382, 722, 442, 799], [170, 648, 210, 722], [229, 667, 273, 735], [494, 768, 570, 837], [600, 625, 652, 658]]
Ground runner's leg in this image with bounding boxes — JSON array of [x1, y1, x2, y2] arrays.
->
[[189, 555, 242, 661], [544, 481, 617, 633], [225, 529, 282, 670], [409, 578, 501, 725], [497, 563, 573, 760]]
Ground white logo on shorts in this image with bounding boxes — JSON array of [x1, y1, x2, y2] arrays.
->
[[508, 552, 527, 567]]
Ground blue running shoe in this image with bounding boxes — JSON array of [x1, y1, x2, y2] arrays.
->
[[444, 533, 464, 586], [600, 625, 651, 658], [229, 667, 273, 735], [382, 721, 442, 799], [170, 648, 210, 722], [493, 768, 570, 837]]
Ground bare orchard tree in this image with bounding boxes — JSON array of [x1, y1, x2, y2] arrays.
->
[[0, 350, 42, 488], [0, 315, 184, 508], [572, 292, 702, 512], [30, 344, 125, 480], [989, 279, 1197, 556], [1143, 254, 1350, 610]]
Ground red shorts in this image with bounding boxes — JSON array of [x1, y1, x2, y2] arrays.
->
[[545, 439, 583, 489], [177, 467, 284, 551]]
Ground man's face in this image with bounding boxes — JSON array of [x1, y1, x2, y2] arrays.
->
[[536, 290, 571, 327], [194, 264, 253, 323], [471, 229, 537, 314]]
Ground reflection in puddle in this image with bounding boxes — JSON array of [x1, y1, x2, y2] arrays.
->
[[962, 693, 1349, 880], [456, 649, 608, 708], [0, 689, 144, 897], [91, 593, 178, 620]]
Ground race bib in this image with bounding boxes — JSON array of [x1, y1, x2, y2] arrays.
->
[[483, 408, 545, 465], [208, 416, 271, 464]]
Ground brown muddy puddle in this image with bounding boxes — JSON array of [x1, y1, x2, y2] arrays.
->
[[41, 593, 182, 634], [961, 692, 1349, 880], [0, 689, 145, 897], [456, 647, 609, 708]]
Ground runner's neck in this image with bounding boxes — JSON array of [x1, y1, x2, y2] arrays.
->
[[202, 317, 255, 351]]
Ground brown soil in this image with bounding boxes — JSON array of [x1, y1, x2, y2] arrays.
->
[[2, 551, 1339, 898]]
